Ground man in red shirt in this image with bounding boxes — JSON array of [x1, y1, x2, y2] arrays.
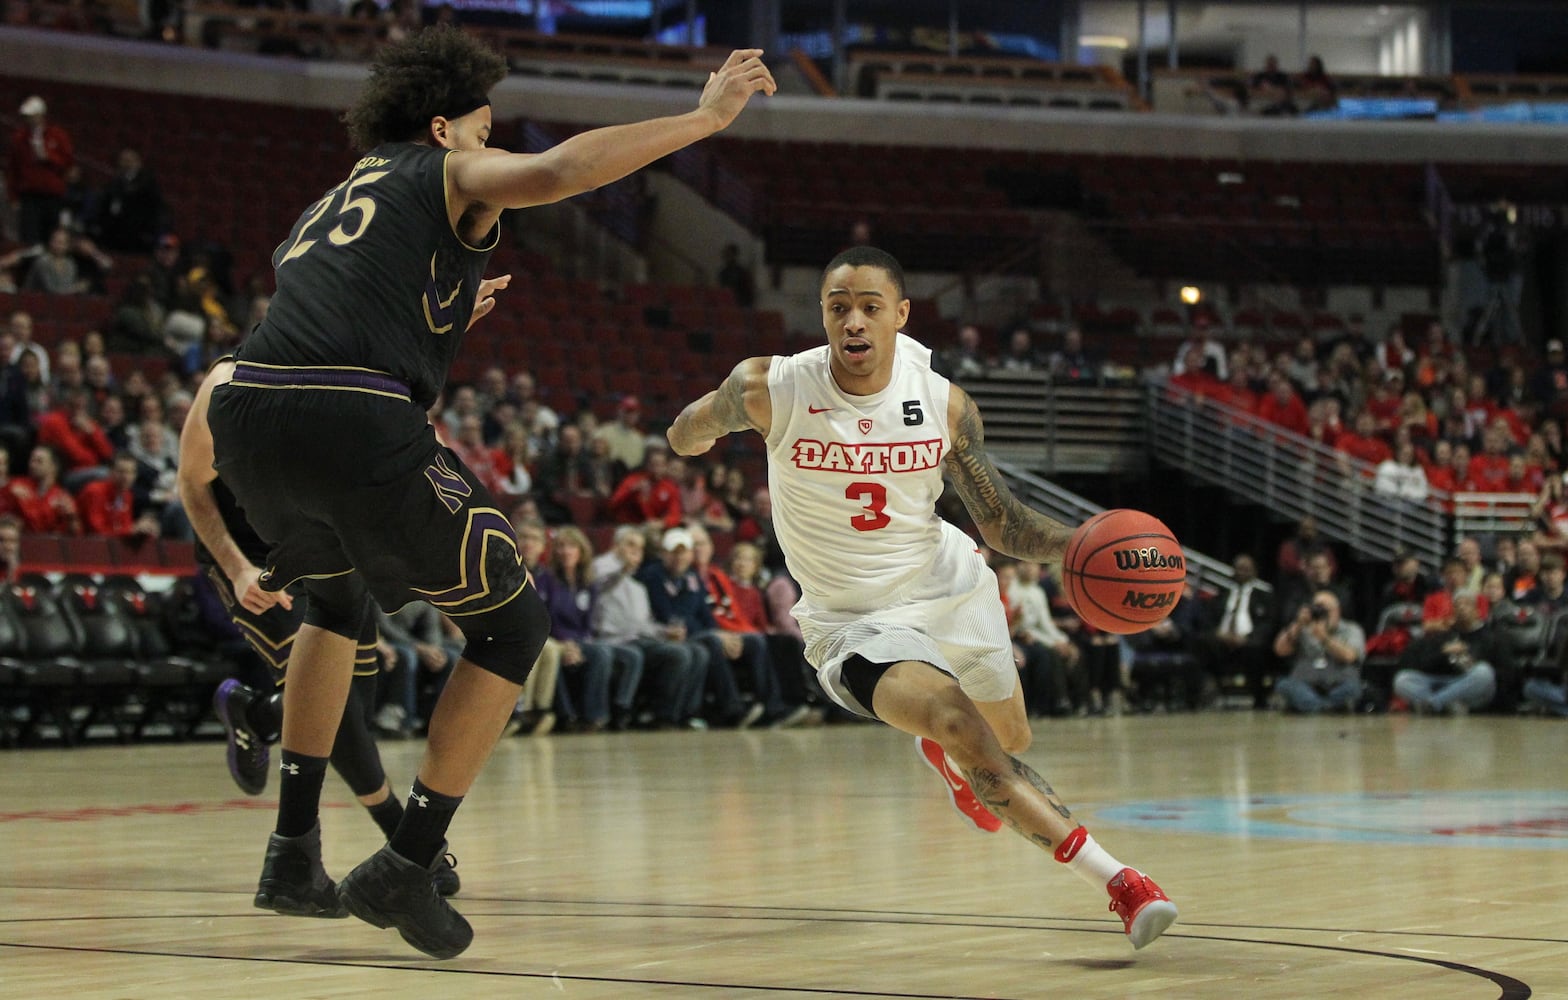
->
[[1421, 439, 1459, 510], [0, 449, 21, 521], [1167, 345, 1226, 400], [1334, 410, 1393, 468], [6, 445, 79, 534], [34, 387, 114, 486], [1214, 366, 1259, 411], [6, 96, 74, 246], [1254, 371, 1310, 437], [606, 448, 683, 528], [1466, 421, 1514, 492], [1362, 371, 1405, 432], [76, 452, 160, 538]]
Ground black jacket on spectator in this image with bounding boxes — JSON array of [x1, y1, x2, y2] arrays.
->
[[1397, 621, 1516, 710], [96, 166, 167, 253]]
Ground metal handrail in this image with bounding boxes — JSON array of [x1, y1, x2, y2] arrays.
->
[[1146, 377, 1451, 570]]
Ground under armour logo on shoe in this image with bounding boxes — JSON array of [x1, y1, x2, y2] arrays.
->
[[280, 762, 300, 775], [411, 793, 430, 808]]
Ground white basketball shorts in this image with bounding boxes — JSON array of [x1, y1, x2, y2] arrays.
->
[[791, 523, 1017, 718]]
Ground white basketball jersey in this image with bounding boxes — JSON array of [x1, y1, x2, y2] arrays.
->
[[766, 333, 953, 614]]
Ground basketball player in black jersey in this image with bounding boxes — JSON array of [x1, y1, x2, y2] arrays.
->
[[181, 357, 472, 897], [203, 27, 773, 959]]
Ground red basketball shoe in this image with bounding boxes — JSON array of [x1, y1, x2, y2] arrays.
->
[[1106, 868, 1178, 949], [915, 736, 1003, 833]]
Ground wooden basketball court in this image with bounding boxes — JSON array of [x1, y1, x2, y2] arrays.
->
[[2, 713, 1562, 998]]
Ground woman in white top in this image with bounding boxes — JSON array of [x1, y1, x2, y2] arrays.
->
[[1373, 438, 1430, 503]]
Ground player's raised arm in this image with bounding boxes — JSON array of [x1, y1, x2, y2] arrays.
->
[[668, 356, 774, 457], [945, 384, 1074, 564], [450, 49, 775, 211]]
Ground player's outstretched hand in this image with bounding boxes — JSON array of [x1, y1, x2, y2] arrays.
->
[[698, 49, 776, 131], [468, 273, 512, 331]]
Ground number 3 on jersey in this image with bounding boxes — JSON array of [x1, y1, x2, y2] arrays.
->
[[846, 482, 890, 531]]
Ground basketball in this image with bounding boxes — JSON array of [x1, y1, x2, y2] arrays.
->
[[1061, 509, 1185, 634]]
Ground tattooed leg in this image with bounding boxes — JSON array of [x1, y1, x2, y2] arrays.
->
[[871, 660, 1082, 851], [962, 754, 1081, 850]]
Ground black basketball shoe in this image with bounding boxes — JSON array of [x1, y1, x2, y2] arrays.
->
[[253, 823, 348, 918], [214, 679, 270, 796], [338, 844, 473, 959]]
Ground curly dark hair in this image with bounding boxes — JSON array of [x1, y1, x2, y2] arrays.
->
[[343, 26, 508, 152]]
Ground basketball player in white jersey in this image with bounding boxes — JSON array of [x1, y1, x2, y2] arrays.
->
[[668, 246, 1177, 949]]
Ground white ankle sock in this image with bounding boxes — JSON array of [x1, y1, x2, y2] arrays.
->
[[1056, 828, 1125, 888]]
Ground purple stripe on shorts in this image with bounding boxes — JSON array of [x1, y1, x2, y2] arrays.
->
[[232, 363, 410, 398]]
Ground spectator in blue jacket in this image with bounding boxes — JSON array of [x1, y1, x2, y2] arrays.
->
[[637, 525, 764, 728]]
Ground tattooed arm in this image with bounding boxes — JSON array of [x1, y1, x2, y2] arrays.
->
[[944, 384, 1074, 564], [667, 356, 774, 457]]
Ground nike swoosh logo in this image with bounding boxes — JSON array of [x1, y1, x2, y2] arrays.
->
[[939, 763, 965, 792], [808, 405, 835, 413]]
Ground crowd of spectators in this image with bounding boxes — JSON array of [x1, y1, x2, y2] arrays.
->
[[971, 511, 1568, 722], [916, 308, 1568, 722], [1161, 311, 1568, 511], [5, 82, 1566, 741], [0, 303, 199, 559]]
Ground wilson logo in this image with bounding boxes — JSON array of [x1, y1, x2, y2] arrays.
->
[[1122, 590, 1177, 610], [1113, 547, 1184, 571]]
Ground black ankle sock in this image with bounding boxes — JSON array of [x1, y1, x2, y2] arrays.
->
[[366, 794, 404, 841], [388, 779, 462, 869], [275, 750, 329, 839], [247, 691, 284, 743]]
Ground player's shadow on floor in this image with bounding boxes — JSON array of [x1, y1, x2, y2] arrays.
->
[[1059, 958, 1138, 971]]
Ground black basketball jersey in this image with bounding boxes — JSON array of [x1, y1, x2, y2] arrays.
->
[[237, 142, 498, 408]]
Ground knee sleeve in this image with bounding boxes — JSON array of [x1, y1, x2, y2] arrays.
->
[[841, 653, 894, 720], [302, 573, 374, 642], [456, 581, 550, 683], [329, 670, 388, 797]]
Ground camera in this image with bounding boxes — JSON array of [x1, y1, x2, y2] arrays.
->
[[1309, 604, 1329, 621]]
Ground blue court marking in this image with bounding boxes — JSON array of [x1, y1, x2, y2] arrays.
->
[[1091, 790, 1568, 849]]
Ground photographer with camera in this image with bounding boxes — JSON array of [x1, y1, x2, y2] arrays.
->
[[1392, 589, 1512, 716], [1272, 591, 1365, 713]]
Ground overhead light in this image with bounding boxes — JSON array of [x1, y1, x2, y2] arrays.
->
[[1180, 286, 1202, 305], [1079, 34, 1129, 49]]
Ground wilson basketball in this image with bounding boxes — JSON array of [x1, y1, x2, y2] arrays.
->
[[1062, 509, 1185, 634]]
